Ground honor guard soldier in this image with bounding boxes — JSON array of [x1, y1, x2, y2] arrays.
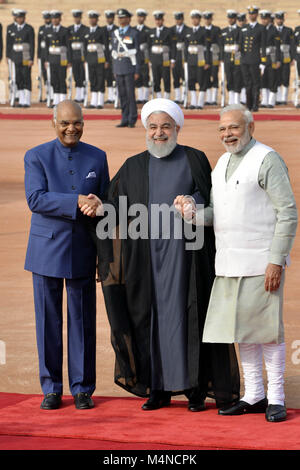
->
[[7, 9, 34, 107], [237, 13, 248, 103], [135, 9, 151, 104], [221, 10, 243, 105], [274, 11, 294, 105], [68, 10, 87, 103], [185, 10, 209, 109], [104, 11, 118, 104], [37, 12, 52, 102], [239, 6, 266, 112], [112, 9, 141, 127], [294, 10, 300, 107], [148, 11, 174, 99], [84, 11, 109, 109], [0, 22, 3, 64], [259, 10, 281, 108], [45, 11, 71, 107], [170, 12, 189, 104], [203, 11, 222, 105]]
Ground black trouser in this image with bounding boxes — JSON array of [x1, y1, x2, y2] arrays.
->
[[72, 61, 85, 87], [224, 62, 242, 93], [188, 65, 206, 91], [241, 63, 261, 109], [104, 60, 114, 87], [50, 64, 67, 94], [135, 62, 150, 88], [172, 59, 184, 88], [116, 73, 137, 125], [152, 63, 170, 93], [208, 64, 219, 88], [276, 62, 291, 88], [261, 64, 277, 93], [15, 63, 32, 91], [88, 63, 105, 92]]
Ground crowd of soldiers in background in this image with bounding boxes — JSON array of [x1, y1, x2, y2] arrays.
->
[[1, 6, 300, 110]]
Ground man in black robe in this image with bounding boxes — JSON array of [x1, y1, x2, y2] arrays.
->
[[80, 99, 240, 412]]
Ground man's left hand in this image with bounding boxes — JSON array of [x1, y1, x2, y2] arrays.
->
[[264, 263, 283, 292]]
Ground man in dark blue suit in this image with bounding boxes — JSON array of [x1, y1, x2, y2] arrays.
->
[[24, 100, 110, 410], [112, 9, 141, 128]]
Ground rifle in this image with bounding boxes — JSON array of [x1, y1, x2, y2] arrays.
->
[[183, 62, 189, 109], [37, 58, 43, 102], [84, 62, 89, 107], [294, 62, 299, 108], [148, 61, 154, 99], [67, 66, 73, 99], [220, 61, 225, 107], [8, 59, 17, 107], [46, 63, 52, 108], [113, 79, 119, 109]]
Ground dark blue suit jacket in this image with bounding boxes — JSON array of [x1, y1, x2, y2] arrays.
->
[[24, 138, 109, 279]]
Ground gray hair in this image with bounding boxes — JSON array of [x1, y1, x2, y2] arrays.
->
[[53, 100, 83, 123], [219, 104, 253, 125]]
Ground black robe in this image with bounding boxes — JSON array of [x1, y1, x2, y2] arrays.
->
[[95, 146, 240, 405]]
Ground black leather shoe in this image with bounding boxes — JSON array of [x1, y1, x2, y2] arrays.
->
[[142, 391, 171, 410], [265, 404, 287, 422], [74, 392, 94, 409], [218, 397, 268, 415], [128, 123, 136, 128], [40, 393, 62, 410], [116, 122, 128, 128], [188, 400, 206, 412]]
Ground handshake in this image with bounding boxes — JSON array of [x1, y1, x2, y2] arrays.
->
[[78, 194, 104, 218], [173, 195, 196, 221]]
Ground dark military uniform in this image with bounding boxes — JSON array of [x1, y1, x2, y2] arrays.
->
[[37, 13, 52, 100], [170, 16, 190, 103], [0, 23, 3, 62], [294, 25, 300, 74], [135, 23, 151, 103], [221, 21, 243, 103], [7, 17, 35, 107], [111, 10, 141, 126], [185, 25, 209, 108], [260, 21, 281, 107], [104, 15, 118, 103], [84, 24, 109, 108], [240, 21, 266, 111], [148, 25, 174, 98], [275, 24, 294, 104], [203, 22, 222, 104], [68, 20, 87, 102], [45, 23, 71, 105]]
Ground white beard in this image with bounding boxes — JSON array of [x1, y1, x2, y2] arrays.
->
[[222, 129, 251, 154], [146, 130, 178, 158]]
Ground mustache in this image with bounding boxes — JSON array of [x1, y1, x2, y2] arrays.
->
[[152, 136, 168, 141]]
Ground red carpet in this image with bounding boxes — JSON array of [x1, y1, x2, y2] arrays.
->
[[0, 393, 299, 450], [1, 112, 300, 121]]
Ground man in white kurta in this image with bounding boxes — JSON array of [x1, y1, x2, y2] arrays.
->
[[174, 104, 298, 422]]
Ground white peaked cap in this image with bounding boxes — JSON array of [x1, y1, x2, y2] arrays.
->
[[141, 99, 184, 129]]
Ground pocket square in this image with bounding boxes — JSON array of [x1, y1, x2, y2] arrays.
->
[[86, 171, 96, 179]]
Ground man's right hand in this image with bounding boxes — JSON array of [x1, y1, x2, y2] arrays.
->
[[173, 195, 195, 221], [78, 194, 103, 218]]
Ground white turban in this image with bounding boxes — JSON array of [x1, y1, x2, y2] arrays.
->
[[141, 99, 184, 129]]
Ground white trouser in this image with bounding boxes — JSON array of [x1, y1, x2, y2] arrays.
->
[[137, 87, 143, 101], [97, 92, 104, 107], [239, 343, 286, 406], [190, 90, 197, 107], [197, 91, 205, 108], [174, 87, 181, 101]]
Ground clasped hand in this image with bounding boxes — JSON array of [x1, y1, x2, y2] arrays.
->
[[78, 194, 103, 218], [173, 195, 196, 221]]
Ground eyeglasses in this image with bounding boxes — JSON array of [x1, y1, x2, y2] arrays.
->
[[56, 120, 84, 128]]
